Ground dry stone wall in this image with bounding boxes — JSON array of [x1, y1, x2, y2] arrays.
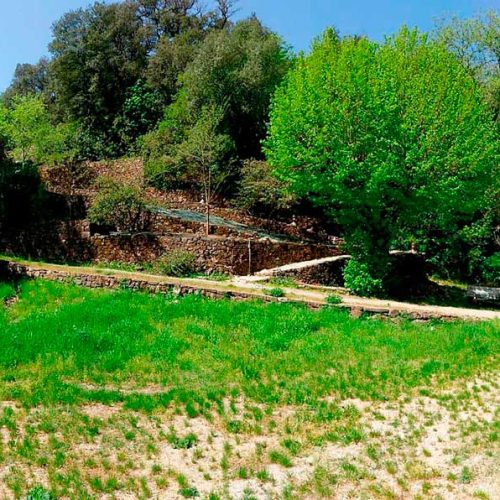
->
[[2, 222, 341, 275], [91, 233, 340, 275]]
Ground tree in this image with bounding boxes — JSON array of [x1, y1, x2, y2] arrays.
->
[[175, 105, 234, 235], [49, 1, 150, 155], [435, 11, 500, 123], [174, 17, 292, 159], [146, 26, 206, 100], [2, 96, 77, 166], [143, 1, 240, 103], [2, 58, 51, 105], [136, 0, 204, 44], [265, 28, 499, 293]]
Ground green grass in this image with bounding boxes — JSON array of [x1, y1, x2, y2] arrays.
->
[[0, 279, 498, 414]]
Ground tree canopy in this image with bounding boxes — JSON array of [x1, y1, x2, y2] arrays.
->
[[142, 16, 291, 188], [434, 10, 500, 123], [265, 28, 499, 292]]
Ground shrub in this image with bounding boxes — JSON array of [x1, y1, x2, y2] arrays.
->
[[343, 259, 383, 297], [326, 294, 343, 305], [157, 251, 198, 277], [88, 178, 150, 233], [267, 288, 285, 298], [142, 127, 190, 190], [482, 253, 500, 286], [235, 160, 295, 216]]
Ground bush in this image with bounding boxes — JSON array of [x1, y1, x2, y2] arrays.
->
[[482, 253, 500, 287], [267, 287, 285, 298], [326, 294, 343, 305], [157, 251, 198, 277], [88, 178, 150, 233], [343, 259, 383, 297], [235, 160, 295, 215], [142, 125, 190, 190]]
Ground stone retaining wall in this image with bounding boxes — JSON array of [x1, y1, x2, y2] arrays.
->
[[273, 257, 349, 286], [92, 233, 339, 275], [1, 221, 341, 275], [0, 261, 299, 306]]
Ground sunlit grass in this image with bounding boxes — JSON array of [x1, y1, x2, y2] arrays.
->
[[0, 279, 498, 414]]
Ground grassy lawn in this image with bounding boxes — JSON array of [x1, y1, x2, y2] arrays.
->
[[0, 279, 498, 499]]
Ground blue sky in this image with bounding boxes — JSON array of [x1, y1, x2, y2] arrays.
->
[[1, 0, 498, 92]]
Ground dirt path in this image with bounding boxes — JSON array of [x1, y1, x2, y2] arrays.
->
[[1, 258, 499, 321]]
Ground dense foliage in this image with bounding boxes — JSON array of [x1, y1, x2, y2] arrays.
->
[[88, 179, 151, 233], [143, 16, 291, 189], [2, 0, 239, 158], [265, 28, 499, 290]]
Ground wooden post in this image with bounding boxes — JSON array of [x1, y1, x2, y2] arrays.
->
[[205, 202, 210, 237], [248, 239, 252, 275]]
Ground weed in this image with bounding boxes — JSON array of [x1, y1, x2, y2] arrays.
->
[[312, 466, 337, 497], [256, 469, 270, 481], [269, 450, 292, 467], [269, 277, 298, 288], [167, 431, 198, 449], [461, 466, 473, 483], [178, 487, 200, 498], [326, 294, 343, 305], [26, 487, 56, 500], [281, 438, 301, 455]]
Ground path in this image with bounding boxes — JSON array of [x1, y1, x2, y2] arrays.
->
[[1, 258, 499, 321], [256, 254, 350, 276]]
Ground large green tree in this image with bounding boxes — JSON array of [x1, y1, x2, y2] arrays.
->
[[2, 58, 50, 106], [1, 96, 77, 166], [49, 1, 150, 156], [179, 16, 292, 159], [435, 11, 500, 123], [265, 28, 499, 292]]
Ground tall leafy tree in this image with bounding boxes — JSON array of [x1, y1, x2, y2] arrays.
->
[[143, 0, 237, 102], [49, 1, 150, 155], [143, 16, 291, 189], [179, 16, 292, 159], [435, 10, 500, 123], [2, 58, 51, 105], [2, 96, 77, 166], [265, 28, 499, 292]]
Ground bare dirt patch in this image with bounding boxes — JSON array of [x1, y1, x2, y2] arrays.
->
[[0, 372, 498, 499]]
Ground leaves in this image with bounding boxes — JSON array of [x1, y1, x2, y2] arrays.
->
[[266, 27, 499, 283]]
